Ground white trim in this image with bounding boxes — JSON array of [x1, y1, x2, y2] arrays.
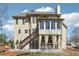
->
[[55, 21, 57, 30], [44, 20, 45, 30], [50, 20, 51, 30]]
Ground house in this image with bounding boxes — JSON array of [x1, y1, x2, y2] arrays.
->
[[12, 5, 67, 52], [70, 34, 79, 48]]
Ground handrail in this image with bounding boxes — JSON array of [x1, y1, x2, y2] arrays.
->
[[19, 28, 38, 49], [20, 34, 38, 49], [21, 31, 38, 46], [20, 29, 38, 44]]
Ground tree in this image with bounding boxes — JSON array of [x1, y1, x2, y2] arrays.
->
[[0, 34, 8, 45], [9, 40, 14, 45], [0, 4, 8, 43], [73, 27, 79, 36], [70, 34, 79, 41], [70, 27, 79, 47]]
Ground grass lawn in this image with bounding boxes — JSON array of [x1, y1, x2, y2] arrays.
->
[[74, 48, 79, 52], [28, 52, 65, 56], [16, 52, 66, 56]]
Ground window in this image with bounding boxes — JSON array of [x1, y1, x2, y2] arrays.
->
[[25, 19, 29, 22], [32, 28, 35, 32], [23, 19, 29, 24], [23, 19, 25, 24], [16, 19, 18, 24], [25, 30, 28, 33], [32, 17, 36, 23], [57, 21, 61, 29], [18, 29, 21, 34], [46, 21, 50, 29], [51, 21, 55, 29], [40, 21, 44, 29]]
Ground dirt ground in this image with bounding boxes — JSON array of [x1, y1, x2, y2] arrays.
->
[[63, 46, 79, 56], [0, 46, 79, 56]]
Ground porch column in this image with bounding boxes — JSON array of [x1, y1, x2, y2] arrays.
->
[[53, 35, 56, 49], [52, 36, 55, 49], [39, 35, 42, 49], [58, 36, 61, 49], [45, 35, 48, 50], [54, 35, 57, 49], [50, 21, 51, 30]]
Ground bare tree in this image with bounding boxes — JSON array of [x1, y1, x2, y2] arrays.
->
[[71, 34, 79, 41], [0, 4, 8, 43], [70, 27, 79, 47]]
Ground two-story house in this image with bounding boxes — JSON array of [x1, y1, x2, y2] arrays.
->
[[12, 5, 67, 52]]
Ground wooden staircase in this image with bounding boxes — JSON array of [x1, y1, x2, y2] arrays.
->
[[19, 28, 38, 49]]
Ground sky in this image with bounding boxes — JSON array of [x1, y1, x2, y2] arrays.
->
[[0, 3, 79, 40]]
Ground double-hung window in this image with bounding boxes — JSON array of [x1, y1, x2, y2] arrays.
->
[[16, 19, 18, 24], [25, 30, 28, 33], [46, 21, 50, 29], [23, 19, 29, 24], [40, 21, 44, 29], [18, 29, 21, 34], [25, 19, 29, 23], [51, 21, 55, 29], [23, 19, 25, 24], [32, 17, 36, 23], [57, 21, 61, 29]]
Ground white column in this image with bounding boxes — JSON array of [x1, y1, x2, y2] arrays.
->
[[45, 35, 48, 50], [60, 36, 62, 49], [39, 21, 40, 30], [58, 36, 61, 49], [55, 21, 57, 29], [53, 35, 56, 49], [54, 35, 57, 49], [52, 36, 55, 49], [50, 21, 51, 30], [39, 35, 42, 49]]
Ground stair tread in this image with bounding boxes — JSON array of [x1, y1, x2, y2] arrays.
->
[[19, 29, 38, 49]]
